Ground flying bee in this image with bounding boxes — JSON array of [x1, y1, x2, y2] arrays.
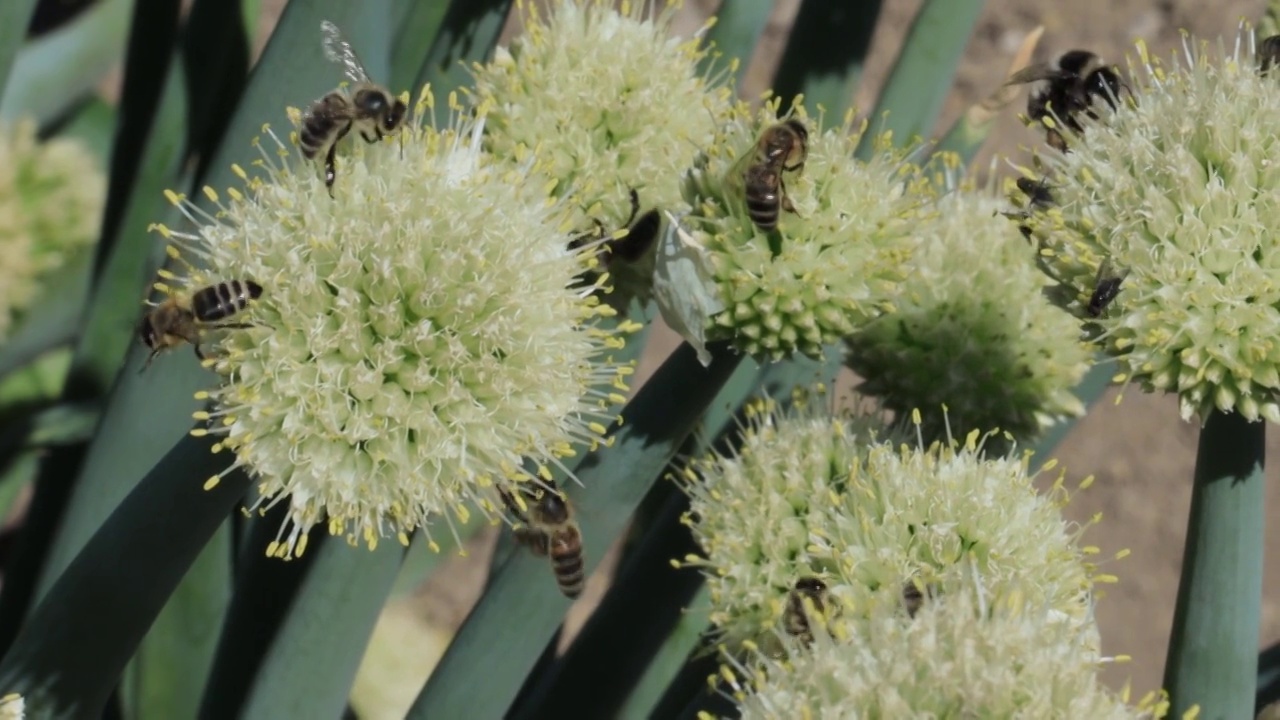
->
[[741, 119, 809, 233], [783, 576, 832, 645], [300, 20, 408, 197], [1006, 50, 1127, 152], [498, 481, 586, 599], [1088, 259, 1126, 318], [1259, 35, 1280, 74], [139, 279, 264, 371]]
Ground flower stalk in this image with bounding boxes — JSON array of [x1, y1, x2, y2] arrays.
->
[[1163, 410, 1266, 719]]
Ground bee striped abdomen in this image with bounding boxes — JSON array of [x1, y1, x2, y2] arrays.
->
[[745, 188, 781, 232], [548, 527, 585, 598], [299, 94, 348, 158], [192, 279, 263, 322]]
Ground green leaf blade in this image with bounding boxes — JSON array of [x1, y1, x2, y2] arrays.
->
[[855, 0, 986, 159]]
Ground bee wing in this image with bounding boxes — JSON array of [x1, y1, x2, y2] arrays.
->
[[1095, 258, 1130, 283], [320, 20, 371, 84], [1003, 62, 1064, 86]]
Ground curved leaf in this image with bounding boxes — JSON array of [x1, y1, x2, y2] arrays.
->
[[0, 433, 251, 718], [0, 0, 132, 127], [0, 0, 39, 105], [698, 0, 771, 92], [35, 0, 392, 604], [854, 0, 985, 159], [412, 0, 513, 97], [771, 0, 882, 118]]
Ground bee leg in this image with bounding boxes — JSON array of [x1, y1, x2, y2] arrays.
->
[[622, 188, 641, 227], [780, 177, 798, 215], [783, 160, 806, 173], [325, 121, 354, 198], [360, 129, 379, 144], [139, 349, 161, 374]]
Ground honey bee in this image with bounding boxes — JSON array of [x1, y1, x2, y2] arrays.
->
[[1006, 50, 1126, 152], [1259, 34, 1280, 74], [498, 481, 586, 599], [783, 576, 831, 645], [139, 279, 263, 370], [902, 579, 931, 618], [1088, 260, 1126, 318], [301, 20, 408, 197], [742, 119, 809, 232]]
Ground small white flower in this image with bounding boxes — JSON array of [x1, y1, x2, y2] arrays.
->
[[154, 90, 632, 557], [680, 102, 926, 362], [471, 0, 736, 310], [1026, 28, 1280, 423], [724, 582, 1160, 720], [677, 401, 1101, 650], [0, 119, 104, 341], [848, 186, 1091, 446]]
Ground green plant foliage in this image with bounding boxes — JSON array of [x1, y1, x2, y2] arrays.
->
[[0, 1, 1251, 718]]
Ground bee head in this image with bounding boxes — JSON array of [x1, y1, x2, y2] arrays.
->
[[1083, 67, 1124, 110], [383, 98, 408, 133], [535, 491, 571, 524], [610, 209, 661, 263], [783, 118, 809, 144], [794, 576, 827, 594]]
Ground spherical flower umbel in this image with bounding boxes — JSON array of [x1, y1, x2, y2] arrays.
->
[[0, 119, 104, 341], [722, 583, 1164, 720], [847, 186, 1091, 446], [678, 102, 925, 362], [470, 0, 735, 310], [676, 400, 1104, 650], [155, 89, 632, 557], [1023, 29, 1280, 423]]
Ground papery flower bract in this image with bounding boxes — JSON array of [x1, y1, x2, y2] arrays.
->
[[470, 0, 735, 310], [0, 119, 104, 341], [847, 186, 1091, 447], [680, 102, 924, 362], [0, 693, 22, 720], [722, 583, 1163, 720], [155, 89, 630, 557], [1024, 29, 1280, 423], [677, 400, 1101, 649]]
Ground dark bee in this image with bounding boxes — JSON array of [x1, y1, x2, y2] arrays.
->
[[742, 119, 809, 232], [567, 189, 662, 292], [902, 580, 931, 619], [783, 576, 831, 645], [139, 280, 263, 371], [1088, 260, 1125, 318], [300, 20, 408, 197], [499, 481, 586, 599], [1006, 50, 1126, 152], [1015, 177, 1054, 208], [1259, 34, 1280, 74]]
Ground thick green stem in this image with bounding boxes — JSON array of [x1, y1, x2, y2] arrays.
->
[[1163, 410, 1266, 719]]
